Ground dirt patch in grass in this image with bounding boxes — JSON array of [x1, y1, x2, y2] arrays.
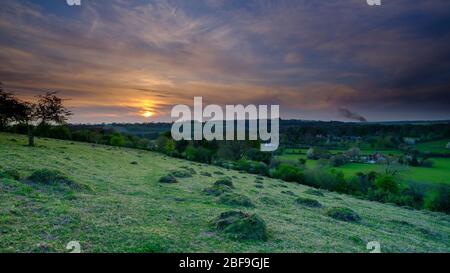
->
[[211, 211, 268, 241], [326, 207, 361, 223]]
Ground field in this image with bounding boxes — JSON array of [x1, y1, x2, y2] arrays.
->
[[279, 148, 450, 185], [1, 133, 450, 253], [416, 139, 450, 154]]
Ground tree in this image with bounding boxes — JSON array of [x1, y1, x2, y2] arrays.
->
[[110, 132, 125, 147], [2, 91, 72, 146], [0, 82, 23, 130], [26, 92, 72, 146]]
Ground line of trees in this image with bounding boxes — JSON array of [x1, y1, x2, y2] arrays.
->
[[0, 82, 72, 146]]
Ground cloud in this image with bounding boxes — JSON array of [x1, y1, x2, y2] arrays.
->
[[0, 0, 449, 122]]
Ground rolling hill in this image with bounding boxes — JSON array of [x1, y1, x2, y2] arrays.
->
[[0, 133, 449, 253]]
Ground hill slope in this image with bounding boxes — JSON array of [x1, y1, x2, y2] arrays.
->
[[0, 133, 449, 253]]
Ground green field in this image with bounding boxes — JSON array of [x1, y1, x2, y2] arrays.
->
[[416, 140, 450, 154], [1, 133, 450, 253], [280, 148, 450, 185]]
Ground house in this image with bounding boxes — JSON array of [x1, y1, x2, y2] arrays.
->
[[403, 137, 417, 145]]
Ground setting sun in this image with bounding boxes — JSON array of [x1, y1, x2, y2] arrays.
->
[[141, 111, 154, 118]]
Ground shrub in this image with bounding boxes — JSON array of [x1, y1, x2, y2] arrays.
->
[[159, 175, 178, 184], [421, 159, 434, 168], [272, 164, 304, 183], [295, 197, 322, 208], [211, 211, 268, 241], [110, 132, 125, 147], [374, 174, 399, 194], [424, 185, 450, 213], [330, 154, 348, 167], [326, 207, 361, 223], [307, 147, 331, 160], [218, 193, 254, 208], [203, 184, 232, 196], [235, 159, 269, 175], [214, 177, 234, 189], [245, 148, 272, 164]]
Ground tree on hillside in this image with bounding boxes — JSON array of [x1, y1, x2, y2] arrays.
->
[[0, 86, 72, 146], [25, 92, 72, 146], [0, 82, 21, 130]]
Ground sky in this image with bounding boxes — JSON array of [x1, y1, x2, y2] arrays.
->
[[0, 0, 449, 123]]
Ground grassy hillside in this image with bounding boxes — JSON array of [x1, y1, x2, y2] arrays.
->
[[0, 133, 449, 253]]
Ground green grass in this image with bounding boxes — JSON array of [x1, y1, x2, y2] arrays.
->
[[1, 133, 450, 253], [280, 148, 450, 185], [416, 139, 450, 154]]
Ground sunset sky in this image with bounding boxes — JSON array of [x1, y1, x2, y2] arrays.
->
[[1, 0, 450, 123]]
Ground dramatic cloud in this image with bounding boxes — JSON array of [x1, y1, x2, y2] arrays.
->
[[0, 0, 449, 122]]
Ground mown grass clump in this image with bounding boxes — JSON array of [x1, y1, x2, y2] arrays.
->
[[295, 197, 323, 208], [159, 175, 178, 184], [203, 184, 232, 196], [171, 170, 193, 178], [326, 207, 361, 223], [200, 171, 212, 177], [304, 188, 325, 197], [214, 177, 234, 188], [181, 166, 197, 175], [259, 196, 279, 206], [27, 169, 92, 193], [29, 169, 74, 186], [218, 193, 255, 208], [211, 211, 268, 241], [0, 169, 21, 180], [281, 190, 296, 196]]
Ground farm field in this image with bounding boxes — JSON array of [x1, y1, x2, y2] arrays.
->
[[416, 140, 450, 154], [279, 147, 450, 185], [1, 133, 450, 253]]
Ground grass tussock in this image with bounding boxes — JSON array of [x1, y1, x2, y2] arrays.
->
[[211, 211, 268, 241], [218, 193, 255, 208], [326, 207, 361, 223], [295, 197, 323, 208]]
